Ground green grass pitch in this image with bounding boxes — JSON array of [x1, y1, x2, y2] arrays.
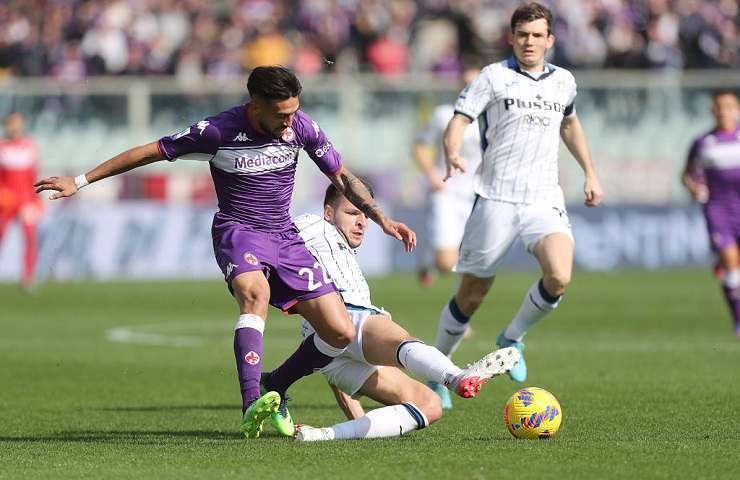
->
[[1, 270, 739, 479]]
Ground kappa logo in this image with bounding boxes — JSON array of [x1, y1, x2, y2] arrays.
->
[[196, 120, 210, 135], [232, 132, 251, 142], [311, 121, 321, 138], [244, 351, 260, 365], [225, 262, 239, 277], [244, 253, 258, 265]]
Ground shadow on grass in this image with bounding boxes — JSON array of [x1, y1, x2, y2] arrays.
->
[[0, 429, 291, 443]]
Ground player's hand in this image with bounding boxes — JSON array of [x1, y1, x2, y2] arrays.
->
[[690, 184, 709, 204], [382, 219, 416, 253], [34, 176, 78, 200], [583, 175, 604, 207], [444, 153, 466, 181]]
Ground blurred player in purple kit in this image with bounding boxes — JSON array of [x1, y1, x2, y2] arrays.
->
[[35, 66, 416, 438], [682, 90, 740, 336]]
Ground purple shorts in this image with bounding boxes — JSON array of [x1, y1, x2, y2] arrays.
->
[[704, 201, 740, 252], [212, 213, 337, 311]]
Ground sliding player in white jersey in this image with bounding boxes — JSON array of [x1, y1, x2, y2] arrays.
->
[[263, 180, 520, 441], [413, 67, 482, 287], [431, 2, 604, 400]]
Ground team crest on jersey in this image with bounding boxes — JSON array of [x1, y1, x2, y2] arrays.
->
[[244, 253, 258, 265], [244, 351, 260, 365], [196, 120, 210, 135], [281, 127, 295, 142]]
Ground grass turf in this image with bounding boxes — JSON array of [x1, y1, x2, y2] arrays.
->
[[1, 270, 738, 479]]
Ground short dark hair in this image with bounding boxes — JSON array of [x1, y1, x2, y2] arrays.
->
[[247, 66, 302, 101], [324, 178, 375, 207], [713, 89, 739, 101], [510, 2, 553, 34]]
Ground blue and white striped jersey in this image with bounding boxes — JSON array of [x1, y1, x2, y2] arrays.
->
[[454, 56, 577, 205], [293, 213, 378, 310]]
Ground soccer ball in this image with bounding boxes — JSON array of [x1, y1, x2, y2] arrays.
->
[[503, 387, 562, 439]]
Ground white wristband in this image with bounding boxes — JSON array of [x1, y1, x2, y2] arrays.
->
[[74, 174, 89, 189]]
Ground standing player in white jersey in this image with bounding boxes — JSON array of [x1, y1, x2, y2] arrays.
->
[[261, 181, 520, 441], [413, 67, 482, 287], [431, 2, 604, 398]]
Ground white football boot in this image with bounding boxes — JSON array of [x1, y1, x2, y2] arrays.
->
[[448, 346, 521, 398]]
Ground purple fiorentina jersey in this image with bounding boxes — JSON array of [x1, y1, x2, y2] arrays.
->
[[687, 125, 740, 250], [158, 105, 342, 232], [686, 126, 740, 205]]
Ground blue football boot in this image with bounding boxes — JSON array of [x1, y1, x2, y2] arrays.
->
[[496, 331, 526, 382]]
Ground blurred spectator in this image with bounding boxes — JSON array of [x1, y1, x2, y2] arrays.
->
[[0, 112, 43, 290], [0, 0, 737, 79]]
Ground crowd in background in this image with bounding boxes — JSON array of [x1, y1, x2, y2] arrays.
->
[[0, 0, 737, 83]]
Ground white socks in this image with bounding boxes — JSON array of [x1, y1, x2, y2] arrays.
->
[[434, 299, 469, 357], [723, 269, 740, 290], [504, 279, 561, 342], [319, 403, 428, 440], [396, 340, 462, 386]]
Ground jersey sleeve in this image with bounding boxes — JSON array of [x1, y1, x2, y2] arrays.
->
[[685, 138, 703, 175], [454, 68, 494, 121], [157, 119, 221, 162], [564, 73, 577, 117], [295, 112, 343, 176]]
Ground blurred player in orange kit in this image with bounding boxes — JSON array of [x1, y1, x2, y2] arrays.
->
[[0, 112, 43, 289]]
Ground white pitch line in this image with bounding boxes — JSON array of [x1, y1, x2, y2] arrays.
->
[[104, 320, 306, 348]]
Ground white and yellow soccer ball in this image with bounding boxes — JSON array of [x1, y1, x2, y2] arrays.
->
[[503, 387, 562, 439]]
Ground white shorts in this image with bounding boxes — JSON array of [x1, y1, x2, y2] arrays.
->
[[456, 196, 573, 277], [301, 306, 382, 398], [428, 190, 476, 250]]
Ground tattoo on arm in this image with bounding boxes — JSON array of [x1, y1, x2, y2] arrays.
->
[[337, 170, 386, 225]]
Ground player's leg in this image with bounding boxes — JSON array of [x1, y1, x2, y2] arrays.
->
[[212, 219, 281, 438], [229, 270, 281, 438], [502, 232, 572, 344], [362, 312, 519, 398], [436, 198, 518, 356], [296, 367, 441, 441], [498, 202, 574, 382], [19, 203, 41, 289], [716, 244, 740, 335], [263, 292, 354, 395]]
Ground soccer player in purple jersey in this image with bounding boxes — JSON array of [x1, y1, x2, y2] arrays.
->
[[682, 90, 740, 336], [35, 66, 416, 438]]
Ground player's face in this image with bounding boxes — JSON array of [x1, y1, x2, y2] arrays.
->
[[253, 96, 300, 138], [510, 19, 554, 70], [712, 93, 740, 132], [4, 113, 25, 140], [325, 196, 368, 249]]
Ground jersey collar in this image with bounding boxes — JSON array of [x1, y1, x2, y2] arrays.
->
[[506, 56, 556, 81]]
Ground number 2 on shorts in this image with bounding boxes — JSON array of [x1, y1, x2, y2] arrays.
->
[[298, 262, 332, 291]]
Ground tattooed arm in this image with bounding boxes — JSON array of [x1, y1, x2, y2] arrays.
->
[[329, 166, 416, 252]]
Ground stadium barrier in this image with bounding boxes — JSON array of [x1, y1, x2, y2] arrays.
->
[[0, 203, 710, 282]]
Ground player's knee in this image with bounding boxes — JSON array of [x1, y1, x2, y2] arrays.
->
[[545, 271, 571, 296], [232, 283, 270, 310], [435, 257, 456, 274], [328, 322, 356, 348]]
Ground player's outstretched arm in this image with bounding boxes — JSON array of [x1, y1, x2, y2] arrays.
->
[[329, 382, 365, 420], [329, 166, 416, 252], [442, 113, 471, 180], [560, 115, 604, 207], [35, 142, 164, 200]]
